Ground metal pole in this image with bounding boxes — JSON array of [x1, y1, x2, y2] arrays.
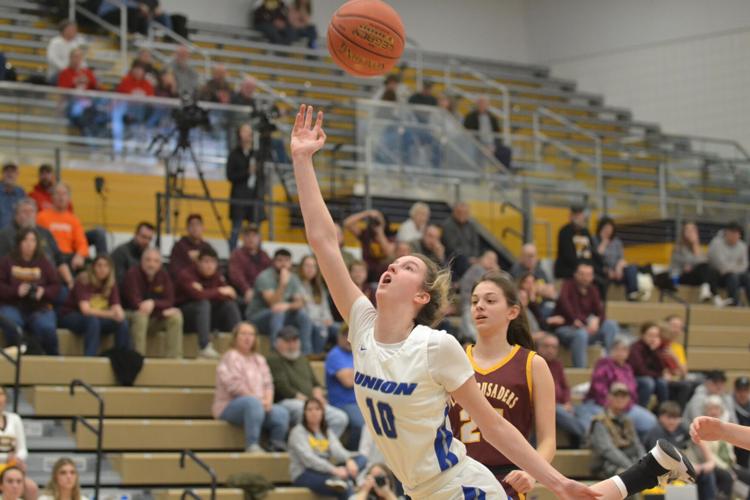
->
[[521, 187, 533, 243], [68, 0, 75, 21], [594, 138, 604, 210], [54, 148, 62, 180], [658, 161, 667, 218], [501, 86, 511, 148], [119, 4, 128, 74], [532, 112, 541, 166], [267, 167, 275, 241]]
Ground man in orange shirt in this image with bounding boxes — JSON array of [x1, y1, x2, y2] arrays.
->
[[36, 183, 88, 271]]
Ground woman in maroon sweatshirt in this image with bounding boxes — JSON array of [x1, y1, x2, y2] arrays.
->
[[627, 322, 669, 408], [59, 255, 131, 356], [0, 228, 60, 354]]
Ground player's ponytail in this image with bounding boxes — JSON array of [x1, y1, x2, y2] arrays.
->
[[472, 270, 534, 350], [413, 254, 452, 328]]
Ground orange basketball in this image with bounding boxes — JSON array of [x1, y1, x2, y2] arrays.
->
[[327, 0, 405, 78]]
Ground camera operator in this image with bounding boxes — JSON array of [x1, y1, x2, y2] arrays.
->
[[353, 463, 399, 500], [226, 123, 266, 251]]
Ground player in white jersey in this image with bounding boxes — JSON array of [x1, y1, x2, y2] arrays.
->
[[289, 104, 695, 500]]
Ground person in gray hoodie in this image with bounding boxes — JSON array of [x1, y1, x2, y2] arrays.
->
[[683, 370, 736, 428], [707, 222, 749, 306]]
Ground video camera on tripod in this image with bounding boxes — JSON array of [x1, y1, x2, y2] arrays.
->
[[172, 92, 211, 137]]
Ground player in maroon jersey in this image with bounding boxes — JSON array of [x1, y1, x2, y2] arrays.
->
[[449, 270, 556, 499]]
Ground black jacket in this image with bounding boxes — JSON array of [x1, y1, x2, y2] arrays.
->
[[463, 110, 500, 133], [226, 146, 265, 223], [554, 222, 603, 278]]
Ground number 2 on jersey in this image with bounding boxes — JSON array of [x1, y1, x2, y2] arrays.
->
[[459, 408, 503, 443], [365, 398, 397, 438]]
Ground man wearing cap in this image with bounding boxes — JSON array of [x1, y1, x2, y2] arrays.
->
[[734, 377, 750, 468], [0, 163, 26, 230], [228, 224, 271, 307], [708, 222, 749, 306], [267, 325, 348, 437], [168, 214, 216, 277], [684, 370, 737, 426]]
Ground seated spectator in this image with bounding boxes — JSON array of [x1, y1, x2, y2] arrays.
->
[[349, 260, 375, 304], [116, 61, 155, 96], [168, 214, 215, 277], [458, 250, 499, 341], [407, 81, 438, 107], [0, 467, 26, 500], [39, 457, 87, 500], [396, 201, 429, 244], [288, 398, 363, 500], [671, 221, 715, 303], [298, 255, 338, 354], [36, 184, 89, 272], [441, 202, 481, 280], [325, 328, 363, 451], [707, 221, 749, 307], [199, 64, 233, 104], [253, 0, 294, 45], [111, 222, 155, 284], [589, 382, 645, 479], [553, 261, 618, 368], [226, 124, 265, 251], [371, 73, 410, 104], [288, 0, 318, 48], [734, 377, 750, 468], [352, 463, 399, 500], [212, 322, 290, 452], [537, 333, 586, 448], [409, 224, 446, 266], [174, 247, 241, 359], [59, 256, 131, 356], [0, 228, 60, 354], [168, 46, 199, 97], [438, 93, 458, 119], [335, 223, 356, 270], [463, 96, 511, 167], [0, 386, 37, 500], [576, 335, 658, 438], [267, 326, 348, 436], [593, 217, 640, 300], [229, 224, 271, 307], [0, 164, 26, 230], [134, 48, 159, 87], [510, 242, 557, 307], [703, 395, 748, 498], [517, 272, 561, 343], [343, 210, 395, 284], [659, 315, 696, 409], [554, 206, 606, 298], [123, 248, 183, 359], [232, 76, 258, 108], [246, 248, 313, 354], [46, 20, 85, 82], [154, 71, 178, 98], [57, 49, 96, 90], [684, 370, 736, 426], [627, 322, 669, 408]]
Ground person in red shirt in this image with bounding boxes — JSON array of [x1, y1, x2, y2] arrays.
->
[[57, 48, 96, 90], [116, 61, 154, 96], [228, 224, 272, 306], [57, 48, 104, 138]]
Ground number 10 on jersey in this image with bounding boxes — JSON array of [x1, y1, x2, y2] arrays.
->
[[365, 398, 397, 438]]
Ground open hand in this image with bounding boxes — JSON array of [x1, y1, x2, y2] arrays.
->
[[290, 104, 326, 159]]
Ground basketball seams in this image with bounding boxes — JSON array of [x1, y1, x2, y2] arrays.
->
[[329, 22, 400, 62], [327, 30, 384, 76], [333, 13, 405, 45]]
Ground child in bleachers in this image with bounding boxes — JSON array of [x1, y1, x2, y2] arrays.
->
[[38, 457, 88, 500], [659, 315, 697, 409]]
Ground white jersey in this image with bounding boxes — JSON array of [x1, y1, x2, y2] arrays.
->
[[348, 296, 481, 497]]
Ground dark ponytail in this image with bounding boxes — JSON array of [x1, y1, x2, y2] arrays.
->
[[472, 270, 534, 350]]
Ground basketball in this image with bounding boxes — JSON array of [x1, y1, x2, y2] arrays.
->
[[327, 0, 405, 78]]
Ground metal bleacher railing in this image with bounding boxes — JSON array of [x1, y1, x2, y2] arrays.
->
[[68, 0, 128, 71], [69, 379, 104, 500]]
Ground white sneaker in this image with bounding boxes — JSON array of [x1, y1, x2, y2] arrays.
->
[[652, 439, 696, 487], [198, 344, 220, 359], [324, 478, 349, 493], [245, 444, 264, 453], [713, 295, 734, 307], [699, 283, 712, 302]]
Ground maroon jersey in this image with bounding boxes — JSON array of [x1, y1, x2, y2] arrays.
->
[[449, 344, 536, 498]]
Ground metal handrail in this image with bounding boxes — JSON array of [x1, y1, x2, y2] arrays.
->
[[179, 450, 217, 500], [69, 379, 104, 500], [405, 36, 424, 91], [147, 21, 211, 78], [69, 0, 127, 72], [0, 327, 23, 413]]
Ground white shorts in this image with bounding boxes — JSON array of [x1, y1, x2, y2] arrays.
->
[[406, 457, 507, 500]]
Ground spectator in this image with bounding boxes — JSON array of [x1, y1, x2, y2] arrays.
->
[[288, 0, 318, 48], [510, 243, 557, 303], [707, 221, 749, 307], [441, 202, 480, 280], [154, 71, 178, 98], [0, 467, 26, 500], [409, 224, 446, 266], [554, 206, 605, 299], [46, 20, 85, 82], [343, 210, 395, 284], [671, 221, 715, 303], [703, 396, 747, 498], [334, 223, 356, 270], [516, 275, 548, 344], [56, 48, 96, 90], [684, 370, 736, 426], [348, 260, 375, 304], [175, 246, 241, 359], [593, 217, 640, 300], [0, 198, 73, 290], [253, 0, 293, 45], [589, 382, 645, 479], [267, 326, 348, 436], [396, 202, 429, 244], [98, 1, 150, 35], [231, 76, 258, 108], [39, 457, 87, 500], [199, 64, 233, 104], [0, 387, 36, 500], [168, 46, 199, 97], [537, 333, 586, 448], [36, 184, 89, 272], [59, 256, 131, 356], [407, 80, 437, 106], [229, 224, 272, 307], [123, 248, 183, 359], [352, 463, 399, 500], [111, 222, 155, 284], [733, 377, 750, 468], [134, 48, 159, 87], [459, 250, 499, 341], [627, 322, 669, 408], [116, 61, 155, 96], [463, 96, 511, 167], [226, 123, 265, 250], [659, 315, 696, 409], [168, 214, 215, 277], [0, 228, 60, 354], [0, 163, 27, 230], [372, 73, 410, 104], [437, 93, 458, 118], [553, 261, 618, 368], [288, 398, 362, 499], [212, 322, 289, 452], [298, 255, 338, 354], [325, 328, 362, 450], [576, 335, 658, 438], [246, 248, 313, 354]]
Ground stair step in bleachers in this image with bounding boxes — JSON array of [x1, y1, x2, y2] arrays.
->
[[690, 305, 750, 327], [687, 326, 750, 348], [687, 348, 750, 371], [606, 301, 685, 325]]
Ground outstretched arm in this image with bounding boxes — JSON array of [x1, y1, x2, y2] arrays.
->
[[691, 416, 750, 451], [290, 105, 363, 320]]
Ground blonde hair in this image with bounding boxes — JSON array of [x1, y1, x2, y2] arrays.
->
[[79, 255, 115, 300], [230, 322, 258, 353], [413, 254, 452, 328], [45, 457, 81, 500], [409, 202, 430, 219]]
